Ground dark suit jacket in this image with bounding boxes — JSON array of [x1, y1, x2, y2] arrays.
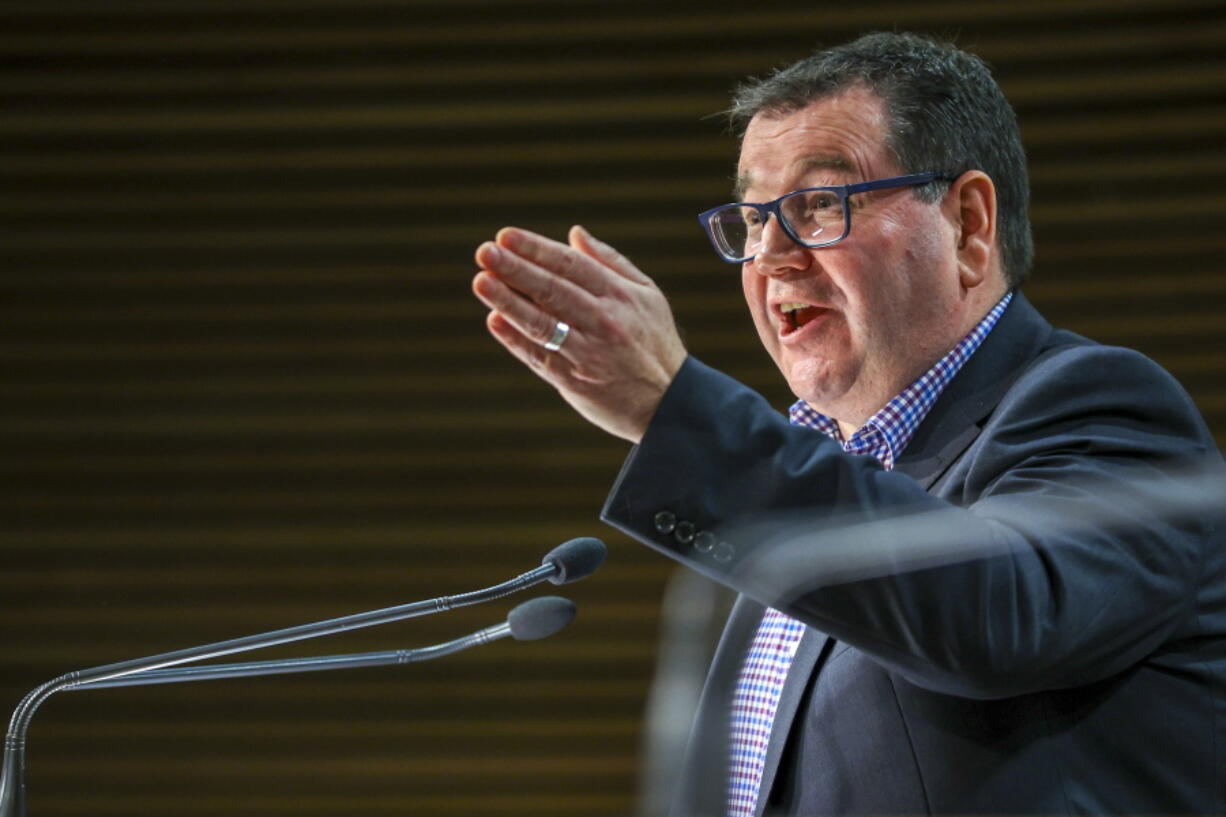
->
[[602, 294, 1225, 815]]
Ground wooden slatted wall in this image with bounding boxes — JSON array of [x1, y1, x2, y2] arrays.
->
[[1, 1, 1223, 814]]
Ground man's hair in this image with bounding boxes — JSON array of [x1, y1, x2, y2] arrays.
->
[[729, 32, 1033, 288]]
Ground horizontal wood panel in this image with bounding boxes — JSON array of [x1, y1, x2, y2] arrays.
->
[[1, 3, 1223, 816]]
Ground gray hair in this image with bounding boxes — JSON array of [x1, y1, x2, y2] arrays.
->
[[729, 32, 1033, 288]]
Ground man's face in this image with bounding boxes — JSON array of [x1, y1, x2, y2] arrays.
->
[[737, 87, 969, 427]]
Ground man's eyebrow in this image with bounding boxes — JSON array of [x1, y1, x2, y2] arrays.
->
[[796, 155, 855, 176], [733, 155, 855, 201]]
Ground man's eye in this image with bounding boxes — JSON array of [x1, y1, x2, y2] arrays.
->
[[806, 192, 838, 211], [785, 192, 839, 225]]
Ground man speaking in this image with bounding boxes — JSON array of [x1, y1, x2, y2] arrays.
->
[[472, 32, 1224, 815]]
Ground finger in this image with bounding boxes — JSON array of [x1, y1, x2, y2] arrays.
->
[[485, 310, 577, 385], [495, 227, 613, 296], [569, 225, 653, 285], [472, 270, 580, 358], [476, 240, 602, 324]]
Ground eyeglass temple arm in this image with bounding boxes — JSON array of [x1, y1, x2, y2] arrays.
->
[[845, 172, 955, 195]]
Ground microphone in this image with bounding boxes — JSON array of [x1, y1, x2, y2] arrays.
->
[[0, 538, 604, 817], [542, 537, 606, 585], [75, 596, 576, 689], [507, 595, 578, 639]]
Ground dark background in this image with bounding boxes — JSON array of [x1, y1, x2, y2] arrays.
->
[[1, 1, 1223, 814]]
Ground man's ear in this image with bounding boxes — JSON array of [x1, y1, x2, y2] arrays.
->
[[947, 171, 997, 290]]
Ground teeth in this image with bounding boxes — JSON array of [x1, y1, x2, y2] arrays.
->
[[780, 302, 808, 313]]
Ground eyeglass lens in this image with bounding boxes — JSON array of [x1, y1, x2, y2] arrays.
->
[[709, 189, 845, 260]]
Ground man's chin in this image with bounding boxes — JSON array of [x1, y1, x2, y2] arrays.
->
[[785, 368, 851, 413]]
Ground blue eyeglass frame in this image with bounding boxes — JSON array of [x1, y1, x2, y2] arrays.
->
[[697, 171, 954, 263]]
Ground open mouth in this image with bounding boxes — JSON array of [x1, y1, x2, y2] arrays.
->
[[778, 302, 826, 335]]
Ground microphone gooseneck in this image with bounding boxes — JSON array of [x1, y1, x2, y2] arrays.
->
[[0, 538, 604, 817], [75, 596, 578, 689]]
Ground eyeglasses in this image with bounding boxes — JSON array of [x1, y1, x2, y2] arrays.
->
[[697, 172, 952, 263]]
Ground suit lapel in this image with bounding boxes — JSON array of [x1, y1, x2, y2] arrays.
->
[[895, 292, 1053, 487], [893, 421, 981, 489], [679, 598, 835, 817], [674, 594, 764, 817], [754, 628, 831, 817]]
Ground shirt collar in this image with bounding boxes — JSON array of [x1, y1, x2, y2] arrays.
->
[[789, 291, 1014, 471]]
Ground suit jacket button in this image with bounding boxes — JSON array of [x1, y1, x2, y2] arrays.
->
[[693, 530, 716, 553], [674, 521, 696, 545], [712, 542, 733, 563], [653, 511, 676, 534]]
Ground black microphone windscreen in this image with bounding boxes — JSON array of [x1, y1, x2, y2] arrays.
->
[[507, 596, 576, 641], [542, 537, 607, 585]]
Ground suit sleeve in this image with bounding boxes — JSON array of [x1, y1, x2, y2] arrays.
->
[[600, 350, 1222, 699]]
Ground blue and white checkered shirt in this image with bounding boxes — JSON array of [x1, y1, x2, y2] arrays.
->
[[726, 291, 1013, 817]]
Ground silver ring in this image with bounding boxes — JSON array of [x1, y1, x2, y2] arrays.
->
[[543, 320, 570, 352]]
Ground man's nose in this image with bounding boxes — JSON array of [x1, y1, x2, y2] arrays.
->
[[751, 213, 811, 276]]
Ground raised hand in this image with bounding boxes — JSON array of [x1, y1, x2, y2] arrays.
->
[[473, 225, 687, 443]]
